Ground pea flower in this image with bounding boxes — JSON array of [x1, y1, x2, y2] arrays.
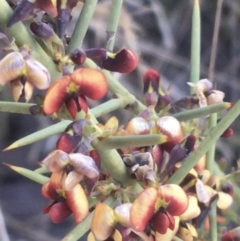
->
[[43, 68, 108, 119], [130, 185, 189, 239], [41, 171, 89, 223]]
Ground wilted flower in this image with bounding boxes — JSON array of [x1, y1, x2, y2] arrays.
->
[[43, 68, 108, 118], [0, 46, 50, 102], [41, 149, 100, 191]]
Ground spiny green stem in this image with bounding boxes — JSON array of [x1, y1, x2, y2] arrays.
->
[[97, 134, 167, 150], [91, 98, 124, 117], [190, 0, 201, 93], [66, 0, 98, 54], [3, 98, 129, 150], [167, 100, 240, 185], [61, 196, 115, 241], [0, 102, 33, 114], [105, 0, 123, 51], [0, 1, 60, 81], [206, 113, 217, 172], [4, 164, 49, 184], [4, 120, 71, 151], [172, 102, 231, 121]]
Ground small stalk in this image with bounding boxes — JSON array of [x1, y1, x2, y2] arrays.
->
[[66, 0, 98, 54], [105, 0, 123, 51], [190, 0, 201, 93], [167, 100, 240, 184]]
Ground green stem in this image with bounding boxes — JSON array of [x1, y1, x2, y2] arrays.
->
[[190, 0, 201, 93], [91, 98, 124, 117], [206, 113, 217, 171], [0, 1, 60, 81], [66, 0, 98, 54], [167, 100, 240, 185], [206, 113, 217, 241], [4, 120, 71, 150], [105, 0, 123, 51], [172, 102, 231, 121], [0, 102, 33, 114], [97, 134, 167, 150], [61, 196, 115, 241], [4, 164, 49, 184]]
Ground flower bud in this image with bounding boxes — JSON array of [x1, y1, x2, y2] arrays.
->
[[57, 8, 72, 39], [102, 49, 138, 73], [70, 49, 86, 65], [125, 117, 150, 135], [143, 69, 160, 107], [156, 116, 184, 152], [30, 22, 55, 39], [7, 0, 35, 27], [221, 128, 233, 138]]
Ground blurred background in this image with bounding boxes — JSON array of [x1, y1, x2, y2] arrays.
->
[[1, 0, 240, 240]]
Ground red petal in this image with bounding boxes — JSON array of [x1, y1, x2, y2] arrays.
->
[[49, 201, 72, 223], [65, 184, 89, 223], [71, 68, 108, 99], [78, 95, 88, 113], [65, 98, 78, 119], [150, 211, 169, 234], [56, 133, 81, 153], [43, 76, 71, 115]]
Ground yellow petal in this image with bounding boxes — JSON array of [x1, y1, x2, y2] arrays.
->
[[180, 195, 200, 221], [114, 203, 132, 228], [10, 79, 23, 102], [24, 81, 34, 102], [91, 203, 116, 240]]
